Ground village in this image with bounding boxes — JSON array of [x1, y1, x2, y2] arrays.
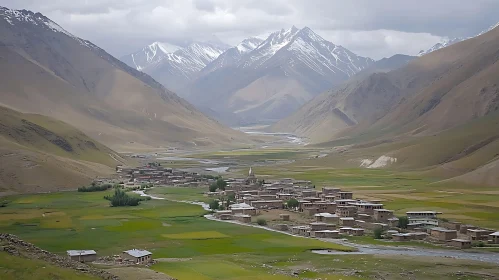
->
[[69, 164, 499, 266], [208, 167, 499, 250]]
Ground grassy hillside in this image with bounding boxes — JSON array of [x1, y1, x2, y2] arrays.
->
[[0, 252, 99, 280], [0, 106, 125, 194]]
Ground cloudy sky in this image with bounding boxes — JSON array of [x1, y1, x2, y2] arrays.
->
[[2, 0, 499, 59]]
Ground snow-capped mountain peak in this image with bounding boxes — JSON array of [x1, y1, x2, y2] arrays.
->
[[236, 37, 264, 54], [241, 26, 301, 68]]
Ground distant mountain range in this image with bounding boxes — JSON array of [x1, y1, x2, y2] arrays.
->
[[273, 23, 499, 186]]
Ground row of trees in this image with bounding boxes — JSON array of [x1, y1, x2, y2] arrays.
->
[[78, 183, 113, 192], [104, 188, 150, 207]]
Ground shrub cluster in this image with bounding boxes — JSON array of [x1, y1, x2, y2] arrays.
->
[[78, 184, 112, 192], [104, 188, 146, 207]]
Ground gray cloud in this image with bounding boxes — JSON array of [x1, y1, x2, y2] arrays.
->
[[1, 0, 498, 59]]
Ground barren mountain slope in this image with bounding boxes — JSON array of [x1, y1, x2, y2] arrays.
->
[[275, 26, 499, 143], [0, 106, 124, 194], [0, 7, 247, 151]]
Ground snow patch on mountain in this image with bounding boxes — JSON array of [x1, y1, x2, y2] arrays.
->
[[1, 7, 97, 51], [419, 21, 499, 56]]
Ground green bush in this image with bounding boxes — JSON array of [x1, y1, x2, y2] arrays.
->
[[104, 188, 142, 207], [78, 184, 112, 192], [373, 227, 384, 239], [257, 218, 267, 226], [286, 198, 299, 209], [209, 200, 220, 210], [398, 216, 409, 229]]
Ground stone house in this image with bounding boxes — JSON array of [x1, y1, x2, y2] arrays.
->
[[313, 230, 339, 239], [373, 209, 394, 223], [488, 232, 499, 244], [322, 187, 341, 196], [309, 222, 328, 231], [233, 214, 251, 223], [336, 191, 353, 200], [430, 227, 457, 241], [316, 201, 337, 213], [351, 228, 365, 236], [355, 203, 384, 215], [315, 213, 339, 224], [392, 233, 414, 241], [302, 190, 317, 197], [357, 214, 372, 222], [280, 214, 290, 221], [339, 217, 355, 227], [67, 250, 97, 263], [467, 229, 491, 241], [122, 249, 152, 264], [275, 224, 289, 231], [450, 239, 472, 249], [339, 227, 354, 235], [335, 206, 357, 217], [250, 200, 283, 209]]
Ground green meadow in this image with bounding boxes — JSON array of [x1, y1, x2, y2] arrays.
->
[[0, 190, 359, 279], [1, 189, 499, 279]]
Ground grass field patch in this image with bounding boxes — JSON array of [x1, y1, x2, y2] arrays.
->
[[162, 231, 229, 240]]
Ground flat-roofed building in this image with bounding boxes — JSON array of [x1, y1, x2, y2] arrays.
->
[[373, 209, 394, 223], [450, 239, 472, 249], [407, 211, 440, 227], [67, 250, 97, 263], [489, 232, 499, 244], [339, 217, 355, 227], [335, 206, 357, 217], [467, 229, 491, 241], [315, 213, 339, 224], [250, 200, 283, 209], [313, 230, 339, 239], [309, 222, 328, 231], [336, 191, 353, 200], [430, 227, 457, 241], [122, 249, 152, 264], [355, 203, 384, 215]]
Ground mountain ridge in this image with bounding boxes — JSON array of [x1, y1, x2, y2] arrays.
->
[[0, 6, 249, 151]]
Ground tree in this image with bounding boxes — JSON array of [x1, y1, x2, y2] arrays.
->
[[209, 200, 220, 210], [257, 218, 267, 226], [227, 194, 236, 202], [216, 178, 227, 191], [373, 227, 384, 239], [258, 179, 265, 186], [398, 216, 409, 229], [286, 198, 299, 209], [209, 183, 218, 192]]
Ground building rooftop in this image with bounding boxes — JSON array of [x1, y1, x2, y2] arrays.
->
[[315, 230, 339, 233], [123, 249, 152, 258], [452, 239, 471, 243], [340, 217, 355, 220], [67, 250, 96, 257], [315, 213, 338, 218], [431, 227, 456, 232], [490, 232, 499, 236], [229, 203, 253, 209]]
